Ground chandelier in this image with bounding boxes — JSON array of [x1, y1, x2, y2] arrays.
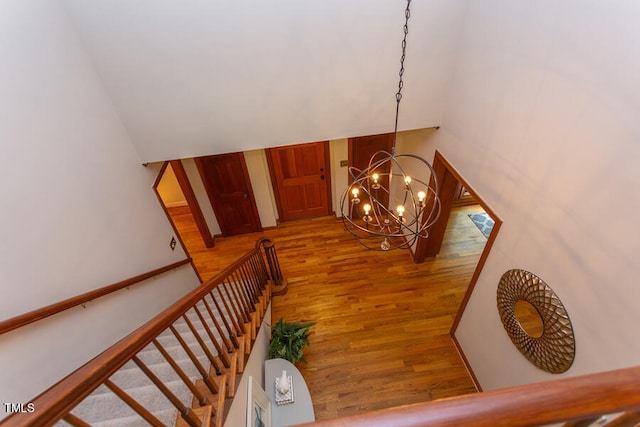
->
[[340, 0, 441, 251]]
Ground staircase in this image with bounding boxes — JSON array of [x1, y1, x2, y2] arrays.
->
[[56, 302, 234, 427], [0, 238, 282, 427]]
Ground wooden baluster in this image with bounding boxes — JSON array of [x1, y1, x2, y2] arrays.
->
[[169, 325, 220, 394], [62, 413, 92, 427], [244, 261, 261, 297], [249, 254, 270, 302], [241, 263, 265, 321], [605, 411, 640, 427], [191, 305, 232, 369], [239, 263, 261, 319], [217, 284, 250, 355], [201, 296, 234, 354], [209, 290, 240, 349], [231, 271, 254, 315], [563, 417, 601, 427], [104, 379, 165, 426], [225, 278, 253, 340], [249, 255, 267, 291], [152, 339, 211, 407], [132, 356, 202, 427], [240, 264, 260, 306], [181, 314, 225, 374], [221, 281, 248, 329], [246, 260, 268, 310], [231, 271, 257, 340]]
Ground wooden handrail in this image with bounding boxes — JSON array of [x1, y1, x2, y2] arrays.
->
[[298, 366, 640, 427], [0, 241, 274, 427], [0, 258, 192, 335]]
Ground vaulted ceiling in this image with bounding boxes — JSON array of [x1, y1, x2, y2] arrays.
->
[[61, 0, 466, 162]]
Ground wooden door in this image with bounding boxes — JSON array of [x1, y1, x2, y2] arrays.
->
[[348, 133, 395, 210], [266, 141, 331, 221], [196, 152, 262, 236]]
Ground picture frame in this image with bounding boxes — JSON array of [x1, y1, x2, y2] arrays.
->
[[246, 376, 271, 427]]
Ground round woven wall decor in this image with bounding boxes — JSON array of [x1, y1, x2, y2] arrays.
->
[[497, 269, 575, 374]]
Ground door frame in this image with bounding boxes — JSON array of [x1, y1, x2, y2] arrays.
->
[[265, 141, 332, 222], [414, 150, 502, 390], [153, 160, 215, 258]]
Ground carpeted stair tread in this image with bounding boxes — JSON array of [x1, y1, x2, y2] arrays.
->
[[52, 286, 257, 427], [54, 409, 178, 427], [135, 342, 214, 366], [102, 357, 209, 392], [70, 380, 191, 423], [153, 325, 225, 354], [90, 408, 178, 427]]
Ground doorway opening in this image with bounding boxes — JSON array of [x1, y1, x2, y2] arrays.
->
[[414, 150, 502, 389], [154, 161, 215, 265]]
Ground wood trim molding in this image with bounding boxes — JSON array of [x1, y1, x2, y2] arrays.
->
[[170, 160, 215, 248], [413, 150, 503, 390], [264, 148, 285, 221], [450, 334, 483, 392], [0, 258, 191, 335]]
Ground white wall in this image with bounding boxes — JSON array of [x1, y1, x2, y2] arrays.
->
[[438, 1, 640, 390], [61, 0, 467, 162], [0, 1, 200, 412], [224, 304, 272, 427], [181, 158, 222, 236], [245, 150, 278, 228], [330, 138, 349, 217]]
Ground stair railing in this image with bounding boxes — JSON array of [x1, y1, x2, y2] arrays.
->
[[0, 258, 192, 335], [0, 238, 281, 427]]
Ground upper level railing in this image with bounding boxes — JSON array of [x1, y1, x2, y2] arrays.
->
[[298, 365, 640, 427], [0, 238, 282, 427]]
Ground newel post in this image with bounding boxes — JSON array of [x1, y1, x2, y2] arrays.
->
[[258, 238, 284, 287]]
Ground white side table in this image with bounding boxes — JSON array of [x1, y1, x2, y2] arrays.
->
[[265, 358, 315, 427]]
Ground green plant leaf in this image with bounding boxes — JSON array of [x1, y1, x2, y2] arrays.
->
[[269, 317, 315, 364]]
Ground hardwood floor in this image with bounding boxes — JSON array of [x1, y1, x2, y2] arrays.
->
[[168, 204, 487, 420]]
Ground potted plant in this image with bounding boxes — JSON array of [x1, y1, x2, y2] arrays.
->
[[268, 317, 315, 365]]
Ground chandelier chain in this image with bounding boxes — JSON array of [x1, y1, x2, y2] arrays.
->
[[393, 0, 412, 150]]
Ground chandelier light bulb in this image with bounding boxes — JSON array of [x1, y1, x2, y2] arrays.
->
[[404, 176, 412, 185], [351, 187, 360, 204], [371, 173, 381, 190], [363, 204, 371, 215], [396, 205, 405, 216], [417, 191, 426, 203]]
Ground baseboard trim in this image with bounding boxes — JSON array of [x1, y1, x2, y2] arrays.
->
[[450, 333, 483, 392]]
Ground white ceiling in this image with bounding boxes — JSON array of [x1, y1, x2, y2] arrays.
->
[[61, 0, 466, 162]]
